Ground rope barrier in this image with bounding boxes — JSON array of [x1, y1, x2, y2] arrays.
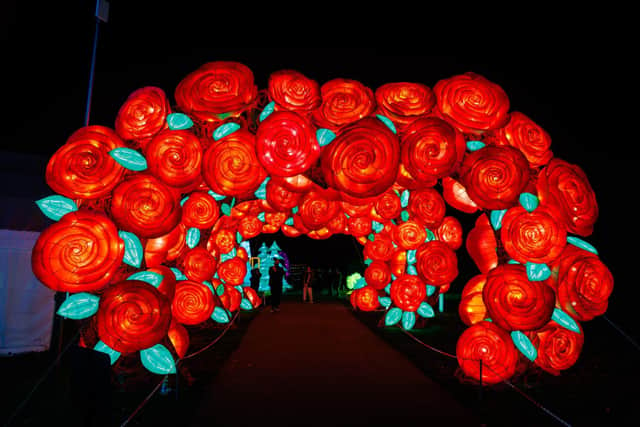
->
[[119, 375, 166, 427], [180, 310, 241, 361], [602, 315, 640, 352], [118, 308, 241, 426], [400, 328, 572, 427]]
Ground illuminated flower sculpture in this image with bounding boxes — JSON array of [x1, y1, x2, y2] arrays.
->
[[34, 61, 612, 385]]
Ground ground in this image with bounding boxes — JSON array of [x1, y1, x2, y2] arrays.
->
[[1, 289, 637, 426]]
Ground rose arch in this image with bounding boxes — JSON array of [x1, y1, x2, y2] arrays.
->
[[32, 61, 614, 385]]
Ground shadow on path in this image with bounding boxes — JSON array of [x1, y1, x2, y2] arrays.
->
[[191, 299, 481, 426]]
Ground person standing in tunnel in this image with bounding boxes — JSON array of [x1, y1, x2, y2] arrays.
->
[[302, 265, 314, 304], [269, 257, 285, 312]]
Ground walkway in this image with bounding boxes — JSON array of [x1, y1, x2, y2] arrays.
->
[[191, 298, 480, 426]]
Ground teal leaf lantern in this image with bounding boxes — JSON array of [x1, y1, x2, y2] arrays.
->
[[466, 140, 485, 151], [207, 190, 227, 201], [202, 281, 215, 294], [384, 307, 403, 326], [109, 147, 147, 171], [119, 231, 143, 268], [511, 331, 537, 362], [284, 217, 294, 226], [526, 262, 551, 281], [490, 209, 508, 230], [127, 271, 163, 288], [378, 296, 392, 308], [401, 210, 410, 222], [94, 341, 120, 365], [317, 128, 336, 147], [221, 203, 231, 216], [36, 195, 78, 221], [353, 277, 367, 290], [170, 268, 187, 281], [376, 114, 397, 134], [240, 298, 253, 311], [140, 344, 176, 375], [401, 311, 416, 330], [519, 192, 539, 212], [372, 221, 384, 233], [426, 285, 436, 297], [211, 306, 230, 323], [552, 308, 581, 334], [254, 177, 270, 200], [417, 301, 435, 318], [166, 112, 193, 130], [425, 228, 436, 242], [186, 227, 200, 249], [259, 101, 275, 122], [57, 293, 100, 320], [407, 249, 417, 265], [400, 190, 410, 208], [406, 265, 418, 276], [567, 236, 598, 255], [213, 122, 241, 141]]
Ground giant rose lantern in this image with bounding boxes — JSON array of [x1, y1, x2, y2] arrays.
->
[[33, 62, 612, 385]]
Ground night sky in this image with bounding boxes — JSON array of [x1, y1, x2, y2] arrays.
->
[[3, 3, 638, 335]]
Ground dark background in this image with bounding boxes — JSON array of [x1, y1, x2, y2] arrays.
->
[[2, 2, 637, 338]]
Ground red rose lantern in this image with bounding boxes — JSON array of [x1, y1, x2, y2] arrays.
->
[[390, 274, 427, 312], [268, 69, 321, 114], [175, 61, 258, 122], [456, 321, 518, 385], [32, 210, 124, 293], [322, 117, 399, 199], [110, 174, 182, 239], [46, 126, 126, 200], [434, 72, 510, 134], [144, 129, 203, 192], [115, 86, 170, 147], [96, 280, 172, 353], [171, 280, 216, 325], [483, 264, 555, 331]]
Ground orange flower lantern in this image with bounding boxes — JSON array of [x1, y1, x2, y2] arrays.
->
[[32, 210, 124, 293], [144, 129, 203, 192], [171, 280, 216, 325], [45, 126, 126, 200], [96, 280, 171, 353], [110, 174, 182, 238], [483, 264, 555, 331], [456, 321, 518, 385], [115, 86, 171, 147]]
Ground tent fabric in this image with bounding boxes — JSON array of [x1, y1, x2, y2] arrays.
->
[[0, 229, 55, 355]]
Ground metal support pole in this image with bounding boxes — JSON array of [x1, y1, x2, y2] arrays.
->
[[84, 0, 109, 126], [84, 13, 100, 126], [478, 359, 483, 402]]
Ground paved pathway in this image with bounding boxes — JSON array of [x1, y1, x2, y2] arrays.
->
[[192, 299, 480, 426]]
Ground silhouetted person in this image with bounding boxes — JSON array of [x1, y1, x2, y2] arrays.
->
[[269, 257, 285, 312], [250, 266, 261, 293], [303, 265, 314, 303]]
